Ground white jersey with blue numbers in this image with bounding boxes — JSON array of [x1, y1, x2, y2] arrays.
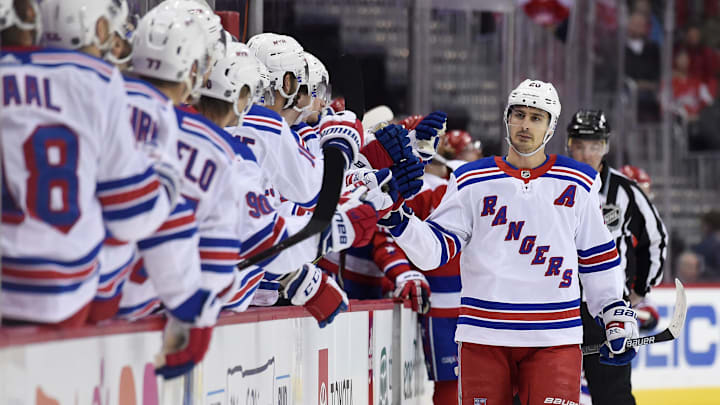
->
[[392, 155, 625, 347], [0, 48, 174, 323], [230, 104, 322, 209]]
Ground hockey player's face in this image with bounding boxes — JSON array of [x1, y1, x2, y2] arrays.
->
[[567, 138, 606, 171], [507, 106, 549, 154]]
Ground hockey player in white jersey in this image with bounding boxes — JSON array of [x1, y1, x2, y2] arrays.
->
[[1, 0, 181, 327], [379, 79, 637, 405], [234, 33, 328, 210], [290, 51, 331, 157], [188, 39, 379, 326]]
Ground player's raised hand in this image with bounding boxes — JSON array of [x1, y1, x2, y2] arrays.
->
[[390, 158, 425, 200], [345, 167, 397, 211], [318, 184, 379, 255], [378, 203, 414, 237], [411, 111, 447, 162], [596, 300, 639, 366], [282, 263, 349, 328], [392, 270, 431, 314], [319, 110, 364, 170]]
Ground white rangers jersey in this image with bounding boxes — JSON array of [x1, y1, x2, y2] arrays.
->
[[231, 104, 322, 209], [115, 78, 205, 323], [172, 109, 319, 311], [392, 155, 625, 347], [0, 48, 174, 323]]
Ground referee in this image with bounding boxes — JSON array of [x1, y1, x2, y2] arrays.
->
[[566, 109, 668, 405]]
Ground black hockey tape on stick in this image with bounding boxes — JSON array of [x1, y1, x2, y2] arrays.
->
[[582, 279, 687, 356]]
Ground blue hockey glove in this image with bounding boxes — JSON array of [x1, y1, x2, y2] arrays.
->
[[412, 111, 447, 161], [391, 158, 424, 199], [375, 124, 413, 164]]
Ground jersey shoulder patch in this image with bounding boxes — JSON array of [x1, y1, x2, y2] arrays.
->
[[123, 76, 169, 103], [243, 104, 284, 135], [454, 157, 507, 191], [175, 108, 249, 162], [10, 48, 115, 82], [543, 155, 597, 192], [453, 156, 498, 178]]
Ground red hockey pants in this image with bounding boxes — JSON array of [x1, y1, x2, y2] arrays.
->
[[459, 342, 581, 405]]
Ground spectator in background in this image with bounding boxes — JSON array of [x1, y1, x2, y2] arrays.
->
[[693, 211, 720, 279], [633, 0, 664, 45], [676, 25, 719, 82], [701, 0, 720, 49], [626, 12, 661, 121], [672, 49, 716, 122], [675, 251, 702, 283]]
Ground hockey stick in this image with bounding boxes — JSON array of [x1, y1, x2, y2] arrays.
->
[[236, 148, 345, 270], [236, 54, 365, 271], [582, 279, 687, 355]]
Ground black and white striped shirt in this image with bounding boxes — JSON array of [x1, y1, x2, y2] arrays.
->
[[598, 162, 668, 297]]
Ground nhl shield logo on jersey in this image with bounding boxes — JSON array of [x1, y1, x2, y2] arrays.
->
[[603, 204, 621, 231], [521, 169, 531, 179], [474, 398, 487, 405]]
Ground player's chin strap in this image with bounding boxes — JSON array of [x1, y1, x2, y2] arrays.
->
[[504, 122, 553, 157]]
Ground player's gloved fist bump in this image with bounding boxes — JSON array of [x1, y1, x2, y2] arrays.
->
[[155, 316, 213, 379], [596, 300, 639, 366], [360, 124, 413, 170], [345, 168, 397, 211], [391, 158, 424, 200], [318, 185, 379, 254], [319, 110, 364, 170], [283, 264, 349, 328], [378, 203, 414, 237], [393, 270, 431, 314], [411, 111, 447, 162], [375, 124, 413, 163]]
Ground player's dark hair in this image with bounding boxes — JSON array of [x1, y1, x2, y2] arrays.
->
[[1, 0, 32, 46], [196, 86, 251, 125], [196, 96, 233, 124]]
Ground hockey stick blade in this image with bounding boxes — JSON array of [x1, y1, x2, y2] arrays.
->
[[236, 148, 345, 270], [582, 279, 687, 356]]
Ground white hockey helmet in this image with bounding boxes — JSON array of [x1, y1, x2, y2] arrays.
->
[[254, 57, 274, 106], [159, 0, 225, 65], [0, 0, 41, 39], [303, 51, 331, 104], [132, 6, 211, 97], [201, 42, 262, 121], [39, 0, 119, 52], [247, 32, 308, 108], [503, 79, 561, 157]]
